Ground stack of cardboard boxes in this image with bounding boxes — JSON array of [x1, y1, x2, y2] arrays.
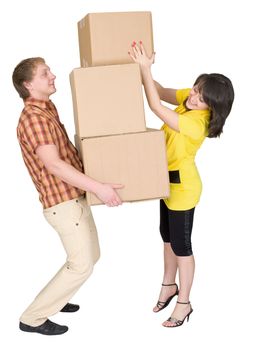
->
[[70, 11, 169, 205]]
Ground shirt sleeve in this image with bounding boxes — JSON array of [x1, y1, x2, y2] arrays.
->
[[176, 88, 191, 105], [178, 112, 206, 140], [21, 114, 55, 153]]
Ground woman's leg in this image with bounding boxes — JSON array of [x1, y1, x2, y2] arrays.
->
[[177, 255, 195, 301], [153, 202, 179, 312], [162, 255, 195, 326], [153, 243, 178, 311], [162, 208, 195, 326]]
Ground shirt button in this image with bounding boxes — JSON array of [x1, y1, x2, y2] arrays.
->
[[53, 212, 56, 215]]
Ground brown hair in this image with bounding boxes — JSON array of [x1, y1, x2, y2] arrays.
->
[[194, 73, 234, 138], [12, 57, 45, 99]]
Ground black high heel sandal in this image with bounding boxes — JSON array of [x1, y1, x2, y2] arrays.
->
[[164, 301, 193, 327], [154, 283, 179, 312]]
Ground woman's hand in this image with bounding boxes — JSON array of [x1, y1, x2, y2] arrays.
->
[[128, 41, 155, 71], [128, 42, 179, 132]]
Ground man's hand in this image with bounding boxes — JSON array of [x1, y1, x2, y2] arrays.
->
[[94, 183, 124, 207]]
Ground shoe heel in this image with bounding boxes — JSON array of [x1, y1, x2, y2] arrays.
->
[[187, 309, 193, 322]]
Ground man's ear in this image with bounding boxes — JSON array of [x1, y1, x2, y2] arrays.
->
[[23, 81, 32, 91]]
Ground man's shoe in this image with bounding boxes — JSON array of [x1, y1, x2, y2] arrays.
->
[[60, 303, 80, 313], [19, 319, 68, 335]]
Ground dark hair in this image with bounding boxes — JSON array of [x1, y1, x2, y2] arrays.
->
[[12, 57, 45, 99], [194, 73, 234, 138]]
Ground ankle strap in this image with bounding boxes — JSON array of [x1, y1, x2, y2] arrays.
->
[[162, 283, 177, 287], [177, 301, 190, 305]]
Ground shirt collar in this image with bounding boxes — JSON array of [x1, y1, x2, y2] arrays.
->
[[24, 97, 54, 110]]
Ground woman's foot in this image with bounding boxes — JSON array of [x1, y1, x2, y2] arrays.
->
[[162, 301, 193, 327], [153, 283, 178, 312]]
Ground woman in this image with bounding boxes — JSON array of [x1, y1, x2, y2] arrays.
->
[[129, 42, 234, 328]]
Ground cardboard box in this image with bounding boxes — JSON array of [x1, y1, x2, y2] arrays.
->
[[75, 129, 169, 205], [70, 64, 146, 138], [78, 11, 154, 67]]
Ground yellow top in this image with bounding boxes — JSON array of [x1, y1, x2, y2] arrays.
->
[[162, 88, 210, 210]]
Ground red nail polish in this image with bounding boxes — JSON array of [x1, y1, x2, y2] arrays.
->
[[140, 40, 142, 44]]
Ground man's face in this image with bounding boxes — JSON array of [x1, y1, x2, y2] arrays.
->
[[25, 63, 56, 100]]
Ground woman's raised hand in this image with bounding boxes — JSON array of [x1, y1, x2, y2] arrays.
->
[[128, 41, 155, 70]]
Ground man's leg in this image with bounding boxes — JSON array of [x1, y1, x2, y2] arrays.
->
[[20, 196, 100, 327]]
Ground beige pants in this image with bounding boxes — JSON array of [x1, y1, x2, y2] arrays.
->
[[20, 196, 100, 326]]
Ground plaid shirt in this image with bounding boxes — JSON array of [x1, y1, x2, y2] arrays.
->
[[17, 98, 84, 208]]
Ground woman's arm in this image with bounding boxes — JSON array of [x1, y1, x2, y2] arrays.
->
[[154, 80, 178, 105], [142, 69, 179, 131], [129, 43, 179, 132]]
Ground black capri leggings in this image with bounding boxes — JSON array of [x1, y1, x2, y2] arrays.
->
[[159, 200, 195, 257]]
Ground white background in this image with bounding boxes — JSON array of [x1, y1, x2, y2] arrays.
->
[[0, 0, 253, 348]]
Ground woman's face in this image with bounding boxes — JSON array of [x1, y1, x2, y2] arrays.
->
[[186, 85, 209, 110]]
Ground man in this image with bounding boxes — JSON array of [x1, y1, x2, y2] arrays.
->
[[13, 57, 123, 335]]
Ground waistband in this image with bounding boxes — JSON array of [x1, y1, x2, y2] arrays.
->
[[43, 195, 85, 213], [169, 170, 181, 184]]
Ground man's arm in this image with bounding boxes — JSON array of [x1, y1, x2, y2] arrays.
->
[[36, 144, 123, 206]]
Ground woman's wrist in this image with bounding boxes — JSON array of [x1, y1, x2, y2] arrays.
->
[[140, 65, 151, 74], [141, 66, 153, 83]]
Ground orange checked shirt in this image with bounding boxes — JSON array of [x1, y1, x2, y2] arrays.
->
[[17, 98, 84, 208]]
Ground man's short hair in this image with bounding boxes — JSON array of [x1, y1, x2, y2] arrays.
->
[[12, 57, 45, 99]]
